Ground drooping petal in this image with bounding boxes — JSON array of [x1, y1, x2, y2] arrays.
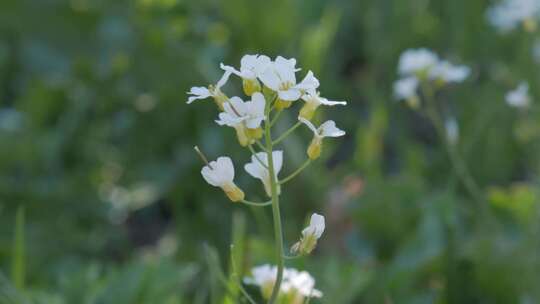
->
[[272, 150, 283, 176], [319, 120, 345, 138], [318, 97, 347, 106], [294, 71, 320, 91], [216, 70, 233, 89], [201, 156, 235, 187], [187, 86, 211, 104], [220, 63, 243, 77]]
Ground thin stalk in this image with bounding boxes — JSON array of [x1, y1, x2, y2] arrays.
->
[[255, 139, 266, 151], [241, 199, 272, 207], [265, 98, 285, 304], [273, 121, 302, 145], [424, 100, 485, 206], [279, 159, 311, 185], [270, 110, 282, 127]]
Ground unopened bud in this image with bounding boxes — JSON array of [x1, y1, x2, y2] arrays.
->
[[275, 99, 293, 111], [524, 18, 537, 32], [291, 234, 318, 255], [406, 95, 420, 110], [234, 125, 250, 147], [243, 78, 261, 96], [307, 137, 322, 160], [299, 102, 318, 120], [222, 183, 245, 202], [245, 127, 263, 141]]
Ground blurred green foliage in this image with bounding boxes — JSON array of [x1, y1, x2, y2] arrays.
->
[[0, 0, 539, 303]]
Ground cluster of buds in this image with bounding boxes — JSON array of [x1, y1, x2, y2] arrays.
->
[[393, 48, 470, 109], [189, 54, 347, 301]]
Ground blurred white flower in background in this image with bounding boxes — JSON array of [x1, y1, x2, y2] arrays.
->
[[393, 77, 419, 101], [398, 48, 439, 77], [429, 60, 471, 83], [394, 48, 469, 107], [487, 0, 540, 32], [445, 117, 460, 145], [245, 265, 323, 301], [506, 82, 531, 108]]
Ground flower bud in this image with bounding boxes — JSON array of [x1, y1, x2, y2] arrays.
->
[[405, 95, 420, 110], [524, 18, 537, 32], [243, 78, 261, 96], [299, 102, 318, 120], [275, 98, 293, 111], [291, 234, 318, 255], [307, 137, 322, 160], [222, 182, 245, 202], [210, 87, 228, 110], [245, 127, 263, 141], [234, 125, 250, 147]]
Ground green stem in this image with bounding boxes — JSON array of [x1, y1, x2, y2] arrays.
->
[[241, 199, 272, 207], [424, 100, 485, 206], [265, 99, 284, 304], [272, 121, 302, 145], [279, 159, 311, 185], [270, 109, 282, 127]]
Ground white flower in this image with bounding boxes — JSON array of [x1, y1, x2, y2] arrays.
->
[[393, 77, 419, 100], [244, 265, 323, 300], [215, 93, 266, 129], [487, 0, 540, 32], [299, 117, 345, 160], [398, 48, 439, 76], [259, 56, 320, 101], [220, 54, 271, 81], [302, 213, 325, 239], [285, 269, 323, 298], [299, 90, 347, 120], [429, 60, 470, 83], [244, 150, 283, 196], [299, 118, 346, 139], [187, 70, 232, 106], [201, 156, 244, 202], [506, 82, 531, 108], [292, 213, 325, 255]]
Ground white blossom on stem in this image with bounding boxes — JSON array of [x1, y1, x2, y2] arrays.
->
[[299, 90, 347, 120], [291, 213, 325, 255], [259, 56, 319, 103], [244, 150, 283, 196], [299, 117, 345, 160], [506, 82, 531, 108], [187, 70, 232, 108], [200, 156, 244, 202]]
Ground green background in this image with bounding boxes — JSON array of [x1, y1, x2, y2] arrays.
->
[[0, 0, 539, 303]]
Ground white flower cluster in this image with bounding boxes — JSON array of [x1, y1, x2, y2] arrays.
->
[[506, 82, 531, 108], [189, 54, 346, 201], [487, 0, 540, 33], [393, 48, 470, 107], [189, 54, 346, 300], [245, 264, 323, 301]]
